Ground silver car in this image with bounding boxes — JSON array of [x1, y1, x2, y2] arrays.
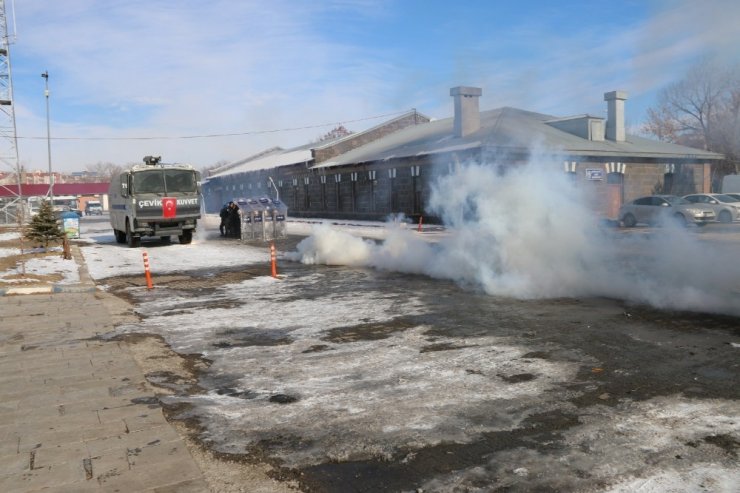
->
[[683, 193, 740, 223], [619, 195, 716, 228]]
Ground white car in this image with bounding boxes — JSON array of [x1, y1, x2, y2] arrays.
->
[[682, 193, 740, 223], [618, 195, 716, 227]]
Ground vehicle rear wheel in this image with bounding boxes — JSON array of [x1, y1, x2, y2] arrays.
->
[[125, 221, 140, 248], [178, 230, 193, 245], [718, 210, 732, 223], [622, 213, 636, 228]]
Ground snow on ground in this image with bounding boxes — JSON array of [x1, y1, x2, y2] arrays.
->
[[0, 246, 17, 258], [0, 232, 21, 242], [93, 213, 738, 490], [5, 214, 739, 490], [0, 231, 80, 284], [78, 213, 422, 282], [12, 253, 80, 284], [82, 237, 269, 282], [420, 395, 740, 492], [112, 269, 583, 468], [0, 215, 405, 287]]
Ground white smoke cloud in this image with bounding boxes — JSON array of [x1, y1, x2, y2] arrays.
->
[[288, 158, 740, 316]]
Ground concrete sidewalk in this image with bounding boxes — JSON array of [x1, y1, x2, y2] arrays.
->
[[0, 248, 208, 491]]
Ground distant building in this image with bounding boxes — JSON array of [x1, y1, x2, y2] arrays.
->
[[203, 88, 724, 222], [0, 169, 101, 186]]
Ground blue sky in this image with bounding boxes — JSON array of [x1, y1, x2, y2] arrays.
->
[[5, 0, 740, 173]]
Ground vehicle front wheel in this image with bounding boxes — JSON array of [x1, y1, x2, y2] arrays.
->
[[673, 213, 688, 228], [114, 229, 126, 244], [622, 213, 636, 228], [718, 210, 732, 223], [125, 221, 141, 248], [178, 230, 193, 245]]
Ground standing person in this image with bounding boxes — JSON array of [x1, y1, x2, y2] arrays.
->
[[228, 201, 241, 238], [219, 203, 230, 236]]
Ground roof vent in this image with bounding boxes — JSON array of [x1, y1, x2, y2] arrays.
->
[[545, 115, 604, 141], [450, 86, 482, 138], [604, 91, 628, 142]]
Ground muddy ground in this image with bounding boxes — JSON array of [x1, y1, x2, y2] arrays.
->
[[94, 233, 740, 493]]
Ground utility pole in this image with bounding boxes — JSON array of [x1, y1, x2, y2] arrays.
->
[[42, 70, 53, 205], [0, 0, 23, 225]]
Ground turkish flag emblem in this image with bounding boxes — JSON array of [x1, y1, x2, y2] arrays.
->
[[162, 197, 177, 218]]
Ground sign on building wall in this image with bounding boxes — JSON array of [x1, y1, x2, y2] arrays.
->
[[585, 169, 604, 181]]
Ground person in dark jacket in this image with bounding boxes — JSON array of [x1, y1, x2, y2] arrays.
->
[[219, 203, 230, 236], [227, 201, 241, 238]]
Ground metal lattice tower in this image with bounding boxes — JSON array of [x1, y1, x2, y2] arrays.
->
[[0, 0, 22, 223]]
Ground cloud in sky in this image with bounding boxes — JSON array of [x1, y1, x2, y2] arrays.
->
[[5, 0, 740, 172]]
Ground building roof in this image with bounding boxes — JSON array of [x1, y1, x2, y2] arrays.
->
[[479, 107, 724, 160], [207, 110, 431, 180], [313, 107, 723, 168], [312, 117, 457, 168], [0, 182, 110, 198], [208, 147, 313, 178]]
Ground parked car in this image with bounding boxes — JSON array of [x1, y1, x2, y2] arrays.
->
[[722, 192, 740, 202], [618, 195, 716, 227], [682, 193, 740, 223]]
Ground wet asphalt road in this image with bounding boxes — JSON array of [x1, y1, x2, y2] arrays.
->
[[92, 222, 740, 493]]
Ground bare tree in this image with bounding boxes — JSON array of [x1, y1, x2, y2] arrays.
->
[[85, 161, 124, 182], [313, 125, 353, 143], [643, 60, 740, 187]]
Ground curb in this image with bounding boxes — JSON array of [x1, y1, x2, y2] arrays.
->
[[0, 283, 97, 296]]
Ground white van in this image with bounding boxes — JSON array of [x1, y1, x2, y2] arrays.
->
[[85, 201, 103, 215]]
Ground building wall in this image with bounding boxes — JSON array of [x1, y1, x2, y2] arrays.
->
[[573, 160, 708, 220], [252, 156, 445, 221], [204, 155, 714, 223]]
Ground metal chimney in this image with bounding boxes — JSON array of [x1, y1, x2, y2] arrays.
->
[[604, 90, 628, 142], [450, 86, 482, 138]]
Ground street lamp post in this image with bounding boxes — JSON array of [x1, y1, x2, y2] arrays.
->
[[41, 70, 52, 205]]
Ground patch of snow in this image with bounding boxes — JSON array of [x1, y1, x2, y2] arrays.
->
[[0, 231, 20, 242], [0, 246, 19, 258], [112, 272, 581, 468], [421, 396, 739, 492], [0, 245, 79, 284]]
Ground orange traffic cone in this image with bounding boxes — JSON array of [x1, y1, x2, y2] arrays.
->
[[142, 251, 154, 289], [270, 243, 277, 278]]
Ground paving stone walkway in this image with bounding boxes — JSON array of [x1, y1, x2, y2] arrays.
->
[[0, 246, 208, 492]]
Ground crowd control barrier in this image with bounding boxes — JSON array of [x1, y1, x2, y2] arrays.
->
[[236, 197, 288, 242]]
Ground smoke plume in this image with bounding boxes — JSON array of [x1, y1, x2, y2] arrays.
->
[[288, 159, 740, 316]]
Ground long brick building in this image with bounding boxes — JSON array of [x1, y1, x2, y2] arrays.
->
[[203, 87, 724, 222]]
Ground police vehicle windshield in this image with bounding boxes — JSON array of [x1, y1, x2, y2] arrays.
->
[[132, 169, 197, 194]]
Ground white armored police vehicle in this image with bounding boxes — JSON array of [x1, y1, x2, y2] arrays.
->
[[109, 156, 201, 247]]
